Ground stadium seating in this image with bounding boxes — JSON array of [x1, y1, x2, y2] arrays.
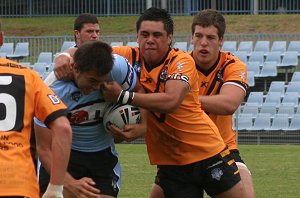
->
[[264, 92, 282, 107], [250, 113, 271, 131], [188, 43, 194, 52], [241, 104, 259, 117], [286, 82, 300, 95], [246, 91, 264, 106], [277, 103, 296, 118], [32, 62, 47, 77], [221, 41, 237, 54], [249, 51, 265, 66], [236, 114, 253, 130], [246, 61, 260, 77], [247, 71, 255, 87], [268, 81, 285, 96], [37, 52, 53, 64], [281, 92, 299, 107], [287, 41, 300, 56], [234, 51, 248, 63], [260, 102, 277, 118], [237, 41, 253, 57], [60, 41, 75, 52], [173, 42, 188, 52], [269, 113, 290, 131], [253, 40, 270, 55], [290, 72, 300, 82], [110, 41, 123, 47], [265, 51, 282, 65], [0, 43, 14, 56], [271, 41, 287, 55], [7, 42, 30, 60], [286, 114, 300, 131], [126, 41, 138, 47]]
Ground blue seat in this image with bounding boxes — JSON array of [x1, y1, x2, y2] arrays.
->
[[234, 51, 248, 64], [6, 42, 30, 60], [0, 43, 14, 56], [173, 42, 188, 52], [246, 91, 264, 106], [60, 41, 75, 52], [37, 52, 53, 64], [271, 41, 287, 55], [287, 41, 300, 56], [249, 51, 265, 66], [221, 41, 237, 54], [254, 41, 270, 55], [126, 42, 138, 47], [286, 114, 300, 131], [246, 61, 260, 77], [32, 62, 48, 77], [110, 41, 123, 47], [250, 113, 271, 131], [265, 51, 281, 65], [269, 113, 289, 131], [290, 72, 300, 82], [237, 41, 253, 57]]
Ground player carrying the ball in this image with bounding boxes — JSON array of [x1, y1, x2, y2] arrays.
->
[[34, 41, 146, 198]]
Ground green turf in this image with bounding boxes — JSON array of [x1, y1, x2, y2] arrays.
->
[[116, 144, 300, 198]]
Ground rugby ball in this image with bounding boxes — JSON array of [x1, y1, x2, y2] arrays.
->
[[103, 103, 141, 132]]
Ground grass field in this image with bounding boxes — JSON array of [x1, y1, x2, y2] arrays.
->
[[116, 144, 300, 198], [2, 14, 300, 36]]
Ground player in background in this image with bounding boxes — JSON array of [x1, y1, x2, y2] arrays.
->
[[0, 24, 72, 198], [190, 9, 255, 197], [53, 12, 100, 81], [35, 41, 146, 198]]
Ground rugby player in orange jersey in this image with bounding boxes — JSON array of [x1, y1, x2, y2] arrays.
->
[[0, 23, 72, 198], [190, 9, 255, 198]]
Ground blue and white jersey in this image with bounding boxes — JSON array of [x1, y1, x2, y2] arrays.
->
[[35, 54, 137, 152]]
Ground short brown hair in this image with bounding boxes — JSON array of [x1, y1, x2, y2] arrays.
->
[[191, 9, 226, 39]]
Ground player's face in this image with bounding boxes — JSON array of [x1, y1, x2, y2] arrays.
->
[[74, 69, 108, 95], [75, 23, 100, 47], [191, 25, 223, 68], [137, 21, 172, 67]]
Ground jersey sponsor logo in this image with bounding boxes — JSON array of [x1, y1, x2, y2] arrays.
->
[[48, 94, 61, 105], [168, 73, 189, 83], [68, 101, 108, 125]]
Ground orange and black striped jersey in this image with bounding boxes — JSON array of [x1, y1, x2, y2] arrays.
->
[[113, 46, 226, 165], [0, 58, 68, 198], [190, 51, 249, 150]]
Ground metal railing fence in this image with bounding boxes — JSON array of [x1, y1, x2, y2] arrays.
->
[[1, 0, 300, 17], [5, 33, 300, 64]]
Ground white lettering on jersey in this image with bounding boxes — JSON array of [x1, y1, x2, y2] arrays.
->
[[48, 94, 61, 104]]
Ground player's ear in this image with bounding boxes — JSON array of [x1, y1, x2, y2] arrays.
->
[[0, 31, 4, 47]]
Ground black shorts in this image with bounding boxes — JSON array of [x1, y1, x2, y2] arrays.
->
[[39, 147, 121, 197], [154, 148, 241, 198], [230, 149, 245, 164]]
